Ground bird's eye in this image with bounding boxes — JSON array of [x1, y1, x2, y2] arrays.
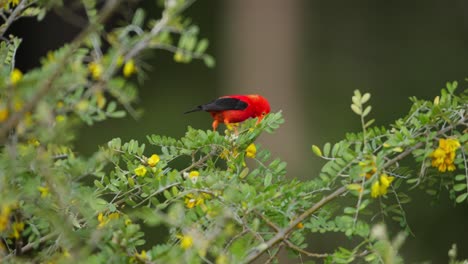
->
[[262, 112, 266, 116]]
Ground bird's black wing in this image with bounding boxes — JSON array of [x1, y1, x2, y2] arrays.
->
[[184, 97, 248, 114]]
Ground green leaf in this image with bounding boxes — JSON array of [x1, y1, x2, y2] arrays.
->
[[351, 104, 361, 115], [94, 180, 104, 188], [456, 193, 468, 203], [453, 184, 467, 192], [264, 173, 272, 187], [344, 207, 356, 214], [364, 119, 375, 128], [196, 39, 209, 54], [132, 8, 145, 27], [312, 145, 322, 157], [323, 142, 331, 157], [361, 93, 371, 104], [108, 110, 126, 118], [346, 183, 362, 191], [106, 101, 117, 113], [362, 106, 372, 117], [203, 55, 215, 68], [455, 174, 466, 181], [239, 167, 249, 178]]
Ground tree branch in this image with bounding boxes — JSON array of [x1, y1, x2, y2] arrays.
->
[[244, 113, 467, 263], [0, 0, 122, 143], [243, 185, 347, 263], [0, 0, 27, 38]]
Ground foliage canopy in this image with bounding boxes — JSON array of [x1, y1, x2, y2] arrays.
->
[[0, 0, 467, 263]]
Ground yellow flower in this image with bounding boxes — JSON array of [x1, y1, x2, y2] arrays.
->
[[135, 250, 148, 260], [63, 249, 71, 258], [0, 205, 12, 232], [9, 0, 20, 7], [13, 97, 23, 111], [0, 104, 9, 122], [359, 156, 377, 179], [88, 61, 103, 80], [10, 221, 24, 239], [75, 100, 89, 112], [431, 138, 461, 172], [174, 52, 184, 62], [28, 138, 40, 147], [179, 234, 193, 249], [97, 212, 105, 228], [188, 170, 199, 183], [96, 91, 106, 109], [108, 212, 120, 220], [56, 115, 66, 123], [371, 174, 395, 198], [296, 222, 304, 229], [371, 181, 380, 198], [10, 68, 22, 85], [184, 193, 204, 209], [147, 154, 160, 167], [38, 186, 49, 198], [123, 59, 136, 77], [216, 254, 228, 264], [134, 165, 147, 177], [97, 212, 119, 228], [246, 143, 257, 158]]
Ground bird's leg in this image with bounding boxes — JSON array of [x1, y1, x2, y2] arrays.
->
[[212, 120, 219, 131], [224, 120, 239, 135]]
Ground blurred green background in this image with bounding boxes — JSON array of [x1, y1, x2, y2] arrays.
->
[[12, 0, 468, 262]]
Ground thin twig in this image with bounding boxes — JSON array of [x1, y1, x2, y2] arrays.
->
[[264, 242, 284, 264], [124, 0, 196, 60], [255, 210, 329, 258], [180, 146, 217, 173]]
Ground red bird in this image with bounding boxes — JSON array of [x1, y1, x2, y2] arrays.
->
[[184, 94, 271, 131]]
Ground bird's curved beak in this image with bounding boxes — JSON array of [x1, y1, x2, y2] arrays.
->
[[256, 115, 264, 125]]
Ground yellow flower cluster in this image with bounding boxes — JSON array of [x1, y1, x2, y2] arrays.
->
[[220, 148, 239, 160], [431, 138, 461, 172], [185, 193, 203, 209], [358, 155, 380, 180], [0, 205, 12, 232], [246, 143, 257, 158], [184, 192, 211, 209], [97, 212, 120, 228], [371, 174, 394, 198]]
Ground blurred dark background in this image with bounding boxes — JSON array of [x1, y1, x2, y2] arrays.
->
[[10, 0, 468, 262]]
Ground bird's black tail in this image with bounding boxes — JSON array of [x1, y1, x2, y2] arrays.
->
[[183, 106, 203, 114]]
